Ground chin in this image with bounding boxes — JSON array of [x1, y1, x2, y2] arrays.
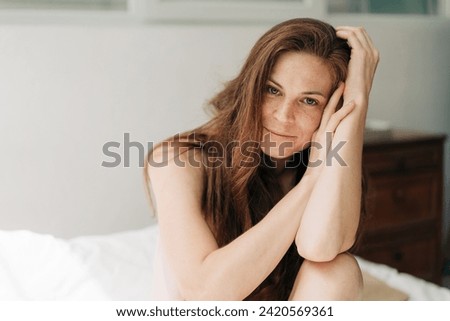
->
[[261, 147, 296, 160]]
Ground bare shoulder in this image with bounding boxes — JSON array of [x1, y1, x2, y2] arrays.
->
[[147, 142, 204, 208]]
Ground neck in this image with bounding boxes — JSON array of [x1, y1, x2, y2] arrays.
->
[[268, 155, 292, 175], [278, 167, 297, 194]]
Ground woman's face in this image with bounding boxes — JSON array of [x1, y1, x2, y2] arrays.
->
[[261, 51, 334, 159]]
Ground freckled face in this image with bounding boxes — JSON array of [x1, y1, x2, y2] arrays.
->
[[261, 51, 334, 159]]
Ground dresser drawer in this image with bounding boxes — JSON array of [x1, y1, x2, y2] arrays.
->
[[360, 130, 445, 285], [365, 172, 438, 231], [358, 237, 438, 281], [363, 144, 440, 174]]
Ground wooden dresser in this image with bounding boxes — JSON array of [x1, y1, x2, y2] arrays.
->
[[356, 129, 446, 284]]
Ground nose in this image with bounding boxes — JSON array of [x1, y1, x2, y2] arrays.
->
[[273, 98, 295, 123]]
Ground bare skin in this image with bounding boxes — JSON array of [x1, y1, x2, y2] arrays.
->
[[148, 26, 379, 300]]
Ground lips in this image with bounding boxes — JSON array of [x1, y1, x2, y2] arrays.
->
[[263, 127, 296, 138]]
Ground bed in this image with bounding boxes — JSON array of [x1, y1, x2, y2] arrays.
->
[[1, 224, 449, 301]]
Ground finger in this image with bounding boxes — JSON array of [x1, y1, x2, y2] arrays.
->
[[360, 28, 373, 48], [319, 83, 344, 130], [325, 100, 355, 133], [336, 27, 372, 54], [337, 26, 376, 58], [354, 28, 380, 71], [361, 28, 380, 63], [359, 28, 379, 61]]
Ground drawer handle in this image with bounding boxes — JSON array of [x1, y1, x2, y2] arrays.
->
[[393, 251, 404, 261]]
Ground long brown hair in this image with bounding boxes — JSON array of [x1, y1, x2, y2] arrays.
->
[[145, 18, 352, 300]]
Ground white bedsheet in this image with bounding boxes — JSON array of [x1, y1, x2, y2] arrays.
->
[[1, 225, 449, 301], [0, 226, 157, 300]]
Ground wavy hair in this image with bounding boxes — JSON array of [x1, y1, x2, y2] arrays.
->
[[145, 18, 356, 300]]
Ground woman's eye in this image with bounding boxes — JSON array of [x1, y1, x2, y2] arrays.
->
[[303, 98, 318, 106], [267, 86, 279, 95]]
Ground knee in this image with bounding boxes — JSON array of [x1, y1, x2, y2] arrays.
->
[[299, 253, 363, 300]]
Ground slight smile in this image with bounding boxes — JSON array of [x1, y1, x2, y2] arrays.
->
[[264, 127, 297, 139]]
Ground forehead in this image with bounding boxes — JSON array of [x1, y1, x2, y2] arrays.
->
[[270, 51, 334, 94]]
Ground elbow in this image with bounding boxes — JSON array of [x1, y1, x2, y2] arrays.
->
[[296, 236, 355, 263], [297, 242, 339, 262]]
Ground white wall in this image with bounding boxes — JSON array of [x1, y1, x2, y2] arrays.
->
[[0, 21, 267, 238], [0, 15, 449, 242]]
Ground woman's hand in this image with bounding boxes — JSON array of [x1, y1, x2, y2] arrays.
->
[[335, 26, 379, 105], [305, 83, 355, 179]]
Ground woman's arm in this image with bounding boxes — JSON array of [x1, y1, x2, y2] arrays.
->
[[295, 27, 379, 262], [149, 146, 315, 300]]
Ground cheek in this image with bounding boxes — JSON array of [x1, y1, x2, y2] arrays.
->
[[312, 112, 323, 129], [261, 103, 272, 124], [298, 109, 323, 132]]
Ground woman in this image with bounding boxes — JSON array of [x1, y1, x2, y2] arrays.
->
[[145, 18, 379, 300]]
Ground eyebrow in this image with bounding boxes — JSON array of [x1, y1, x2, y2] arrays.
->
[[268, 78, 326, 98]]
